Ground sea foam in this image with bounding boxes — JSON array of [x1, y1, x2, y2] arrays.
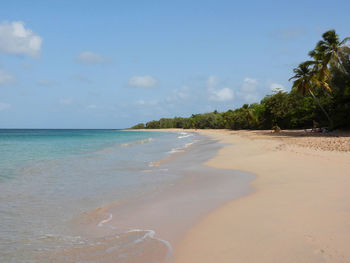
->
[[126, 229, 173, 260], [97, 213, 113, 227]]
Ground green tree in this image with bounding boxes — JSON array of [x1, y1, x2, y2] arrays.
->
[[329, 49, 350, 128], [310, 30, 350, 73], [131, 30, 350, 131], [289, 62, 333, 127], [260, 91, 293, 129], [131, 123, 145, 129], [145, 120, 160, 129]]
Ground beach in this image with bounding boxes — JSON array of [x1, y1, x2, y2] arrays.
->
[[2, 2, 349, 262], [61, 130, 254, 263], [0, 129, 256, 262], [2, 129, 350, 262], [174, 129, 350, 263]]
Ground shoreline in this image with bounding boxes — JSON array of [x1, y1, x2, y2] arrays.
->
[[173, 129, 350, 263], [46, 131, 255, 262]]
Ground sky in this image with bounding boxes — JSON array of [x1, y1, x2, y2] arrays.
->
[[0, 0, 349, 128]]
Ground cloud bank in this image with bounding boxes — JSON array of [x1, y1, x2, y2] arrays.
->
[[209, 87, 233, 101], [75, 51, 111, 65], [236, 77, 260, 103], [128, 75, 157, 88], [207, 75, 233, 101], [0, 70, 15, 85], [0, 21, 42, 57]]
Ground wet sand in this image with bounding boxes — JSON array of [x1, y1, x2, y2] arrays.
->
[[174, 129, 350, 263]]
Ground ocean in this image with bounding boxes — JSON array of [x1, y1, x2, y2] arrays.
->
[[0, 129, 253, 263]]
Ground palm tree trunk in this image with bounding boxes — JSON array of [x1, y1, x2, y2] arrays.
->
[[337, 56, 349, 74], [309, 90, 333, 129]]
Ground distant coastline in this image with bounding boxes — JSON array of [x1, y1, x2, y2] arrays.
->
[[132, 30, 350, 132]]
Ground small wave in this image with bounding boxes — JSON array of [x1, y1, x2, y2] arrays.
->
[[167, 141, 194, 154], [177, 132, 194, 139], [148, 162, 158, 167], [38, 234, 84, 244], [97, 213, 113, 227], [185, 142, 194, 148], [178, 134, 193, 139], [167, 147, 185, 154], [121, 138, 154, 147], [126, 229, 173, 260], [36, 230, 171, 262]]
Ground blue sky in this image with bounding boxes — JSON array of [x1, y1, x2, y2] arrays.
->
[[0, 0, 349, 128]]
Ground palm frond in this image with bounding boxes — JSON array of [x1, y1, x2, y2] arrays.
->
[[340, 37, 350, 45], [321, 82, 331, 91]]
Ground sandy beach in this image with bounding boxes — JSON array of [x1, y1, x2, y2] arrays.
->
[[174, 129, 350, 263], [12, 128, 350, 262]]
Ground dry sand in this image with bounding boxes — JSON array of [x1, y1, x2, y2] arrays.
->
[[174, 129, 350, 263]]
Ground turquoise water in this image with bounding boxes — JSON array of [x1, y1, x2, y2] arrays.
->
[[0, 130, 160, 180], [0, 129, 197, 262]]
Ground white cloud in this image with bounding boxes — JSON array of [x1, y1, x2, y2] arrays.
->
[[169, 85, 190, 101], [209, 87, 234, 101], [270, 82, 285, 91], [0, 70, 15, 85], [206, 75, 233, 101], [242, 78, 258, 92], [237, 77, 260, 103], [59, 98, 73, 105], [0, 103, 10, 111], [0, 21, 42, 57], [135, 99, 158, 106], [75, 51, 111, 65], [207, 75, 218, 88], [128, 75, 157, 88]]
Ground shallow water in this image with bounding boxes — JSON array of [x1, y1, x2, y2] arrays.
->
[[0, 130, 195, 262], [0, 129, 254, 263]]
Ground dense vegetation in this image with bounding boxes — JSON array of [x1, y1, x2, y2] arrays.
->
[[132, 30, 350, 130]]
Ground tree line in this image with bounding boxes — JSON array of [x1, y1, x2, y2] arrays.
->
[[132, 30, 350, 130]]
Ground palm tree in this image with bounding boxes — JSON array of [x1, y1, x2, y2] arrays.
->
[[289, 62, 332, 127], [290, 30, 350, 129], [309, 30, 350, 73], [308, 45, 331, 84]]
